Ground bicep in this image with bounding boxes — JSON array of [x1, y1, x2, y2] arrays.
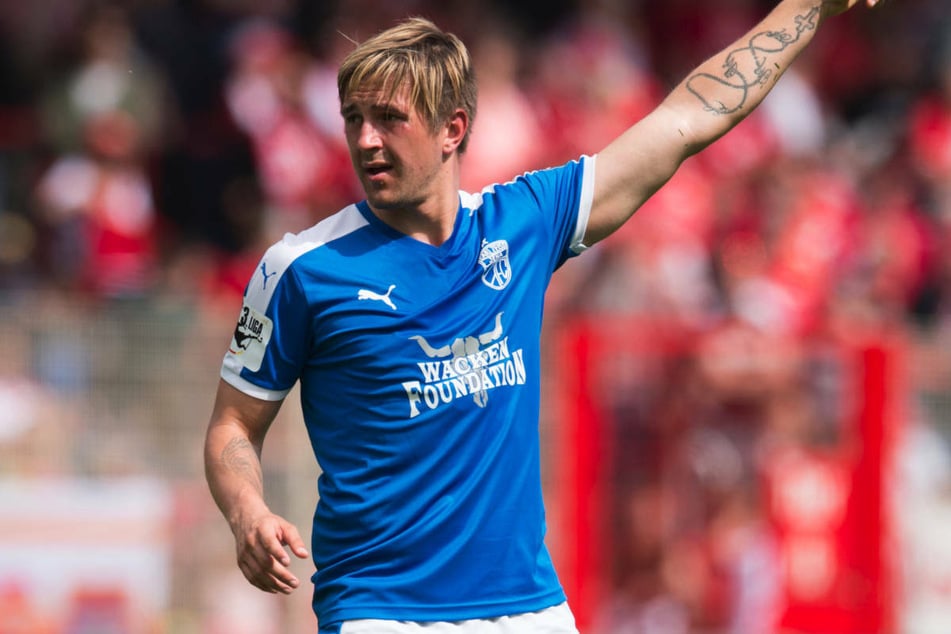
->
[[585, 103, 695, 245], [207, 379, 284, 450]]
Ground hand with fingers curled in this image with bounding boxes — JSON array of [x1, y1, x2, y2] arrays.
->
[[233, 511, 310, 595]]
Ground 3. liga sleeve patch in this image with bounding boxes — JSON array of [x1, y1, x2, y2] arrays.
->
[[228, 303, 273, 372]]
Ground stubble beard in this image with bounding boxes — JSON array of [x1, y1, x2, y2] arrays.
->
[[363, 164, 437, 215]]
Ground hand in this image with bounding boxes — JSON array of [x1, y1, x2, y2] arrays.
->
[[233, 512, 310, 594], [820, 0, 881, 18]]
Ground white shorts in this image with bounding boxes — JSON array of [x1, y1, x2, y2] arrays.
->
[[337, 602, 579, 633]]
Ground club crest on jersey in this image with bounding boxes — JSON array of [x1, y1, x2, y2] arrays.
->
[[479, 239, 511, 290], [228, 303, 273, 372]]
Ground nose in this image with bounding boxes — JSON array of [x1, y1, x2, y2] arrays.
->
[[356, 121, 383, 151]]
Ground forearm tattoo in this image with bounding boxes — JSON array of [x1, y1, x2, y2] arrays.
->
[[686, 6, 820, 115], [221, 436, 263, 489]]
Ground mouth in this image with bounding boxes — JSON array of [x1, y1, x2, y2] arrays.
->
[[363, 162, 392, 180]]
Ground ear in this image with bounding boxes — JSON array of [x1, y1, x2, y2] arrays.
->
[[442, 109, 469, 155]]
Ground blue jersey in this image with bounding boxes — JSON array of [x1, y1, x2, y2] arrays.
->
[[221, 156, 596, 626]]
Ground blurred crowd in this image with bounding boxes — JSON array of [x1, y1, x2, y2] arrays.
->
[[2, 0, 951, 632], [0, 0, 948, 326]]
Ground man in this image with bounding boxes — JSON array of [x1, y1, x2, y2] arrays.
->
[[204, 1, 880, 632]]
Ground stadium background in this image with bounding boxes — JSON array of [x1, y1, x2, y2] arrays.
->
[[1, 0, 950, 632]]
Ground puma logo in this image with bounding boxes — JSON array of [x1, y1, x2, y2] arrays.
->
[[358, 284, 397, 310], [260, 261, 277, 290]]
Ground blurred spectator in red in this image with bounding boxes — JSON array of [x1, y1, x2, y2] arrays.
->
[[35, 109, 159, 298], [529, 7, 661, 167], [38, 4, 167, 156], [759, 65, 828, 160], [758, 383, 855, 634], [586, 160, 720, 326], [459, 20, 547, 191], [640, 0, 763, 88], [32, 3, 169, 299], [719, 160, 860, 338], [851, 160, 937, 322], [909, 32, 951, 233], [225, 18, 356, 242]]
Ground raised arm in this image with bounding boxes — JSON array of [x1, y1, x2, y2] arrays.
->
[[204, 379, 309, 594], [585, 0, 879, 245]]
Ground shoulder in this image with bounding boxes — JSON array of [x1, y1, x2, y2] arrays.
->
[[459, 156, 596, 227], [248, 204, 369, 303], [273, 204, 369, 265], [461, 156, 595, 206]]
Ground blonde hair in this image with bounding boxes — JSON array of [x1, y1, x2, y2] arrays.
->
[[337, 17, 478, 153]]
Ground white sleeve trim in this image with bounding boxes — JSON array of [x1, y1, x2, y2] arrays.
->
[[221, 359, 292, 402], [569, 154, 596, 254]]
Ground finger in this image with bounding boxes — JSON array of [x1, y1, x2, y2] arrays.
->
[[238, 558, 279, 594], [260, 528, 294, 566], [247, 539, 303, 589], [240, 553, 300, 594], [267, 560, 302, 594], [251, 547, 301, 589], [281, 522, 310, 559]]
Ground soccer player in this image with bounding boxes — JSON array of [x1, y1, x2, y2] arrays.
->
[[204, 1, 881, 632]]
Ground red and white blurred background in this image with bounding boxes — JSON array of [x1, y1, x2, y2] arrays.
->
[[2, 0, 951, 632]]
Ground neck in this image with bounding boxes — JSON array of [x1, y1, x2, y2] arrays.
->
[[367, 159, 461, 247], [370, 188, 459, 247]]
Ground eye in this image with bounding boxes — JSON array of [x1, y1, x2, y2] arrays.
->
[[381, 109, 407, 123]]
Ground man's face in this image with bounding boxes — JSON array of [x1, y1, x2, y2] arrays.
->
[[341, 85, 448, 212]]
